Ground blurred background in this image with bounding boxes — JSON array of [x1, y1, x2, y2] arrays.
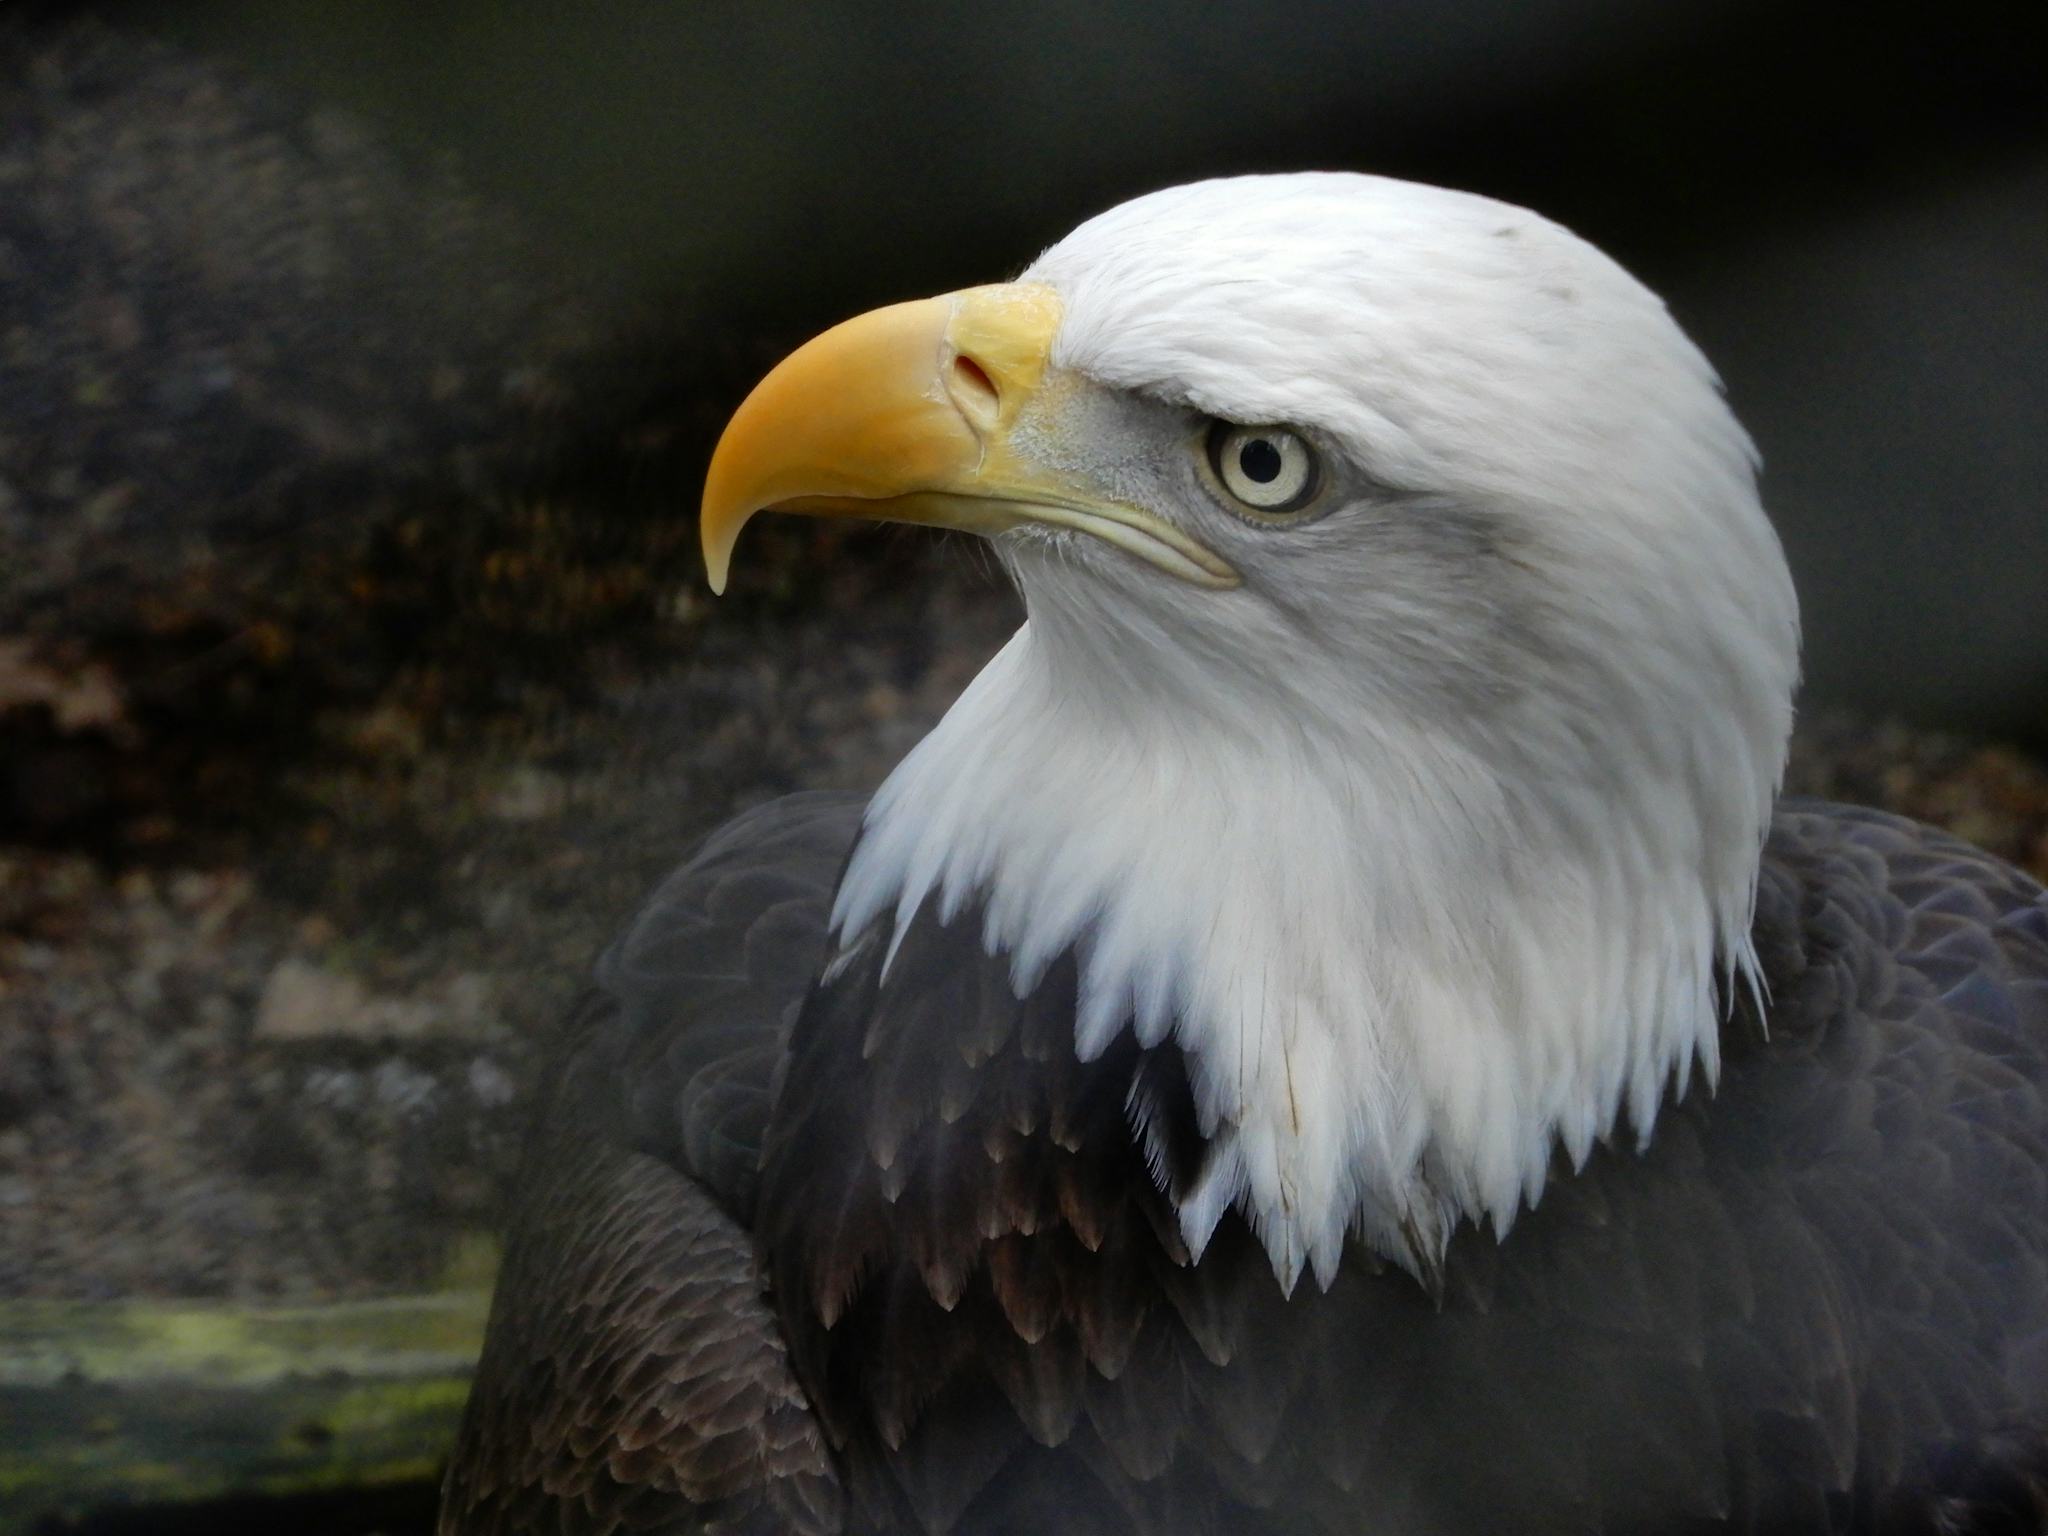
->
[[1, 2, 2042, 1531]]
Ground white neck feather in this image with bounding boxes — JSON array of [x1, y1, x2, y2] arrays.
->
[[831, 612, 1769, 1293]]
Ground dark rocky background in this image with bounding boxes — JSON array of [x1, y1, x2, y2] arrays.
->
[[0, 2, 2042, 1530]]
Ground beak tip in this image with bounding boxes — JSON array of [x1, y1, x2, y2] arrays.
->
[[701, 497, 740, 596]]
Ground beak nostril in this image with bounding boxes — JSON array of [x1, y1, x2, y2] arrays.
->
[[948, 353, 1000, 430]]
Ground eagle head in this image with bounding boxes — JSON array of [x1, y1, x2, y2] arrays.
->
[[701, 173, 1801, 1293]]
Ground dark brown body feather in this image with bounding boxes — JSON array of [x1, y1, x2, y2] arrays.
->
[[442, 794, 2048, 1535]]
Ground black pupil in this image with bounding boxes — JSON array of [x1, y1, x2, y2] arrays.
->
[[1239, 437, 1283, 484]]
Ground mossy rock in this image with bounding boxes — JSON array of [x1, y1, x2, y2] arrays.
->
[[0, 1289, 491, 1531]]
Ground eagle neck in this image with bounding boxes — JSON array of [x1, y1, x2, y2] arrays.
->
[[831, 618, 1754, 1292]]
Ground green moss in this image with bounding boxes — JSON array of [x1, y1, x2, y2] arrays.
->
[[0, 1292, 491, 1389], [0, 1291, 493, 1532]]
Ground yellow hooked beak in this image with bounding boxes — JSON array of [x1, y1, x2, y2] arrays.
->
[[699, 283, 1238, 593]]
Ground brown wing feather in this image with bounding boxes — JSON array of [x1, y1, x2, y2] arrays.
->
[[440, 794, 867, 1534], [440, 1086, 841, 1535]]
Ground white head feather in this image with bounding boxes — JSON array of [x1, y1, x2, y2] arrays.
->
[[831, 173, 1800, 1292]]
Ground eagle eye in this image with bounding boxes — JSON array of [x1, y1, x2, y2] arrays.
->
[[1204, 422, 1320, 517]]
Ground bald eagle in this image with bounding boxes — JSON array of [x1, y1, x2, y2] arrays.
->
[[439, 175, 2048, 1535]]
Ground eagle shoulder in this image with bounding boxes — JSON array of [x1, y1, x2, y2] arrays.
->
[[440, 793, 863, 1534]]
